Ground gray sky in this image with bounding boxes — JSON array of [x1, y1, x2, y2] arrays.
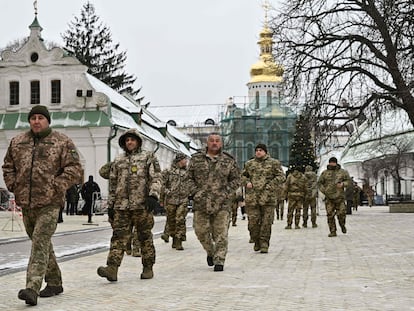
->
[[0, 1, 268, 125]]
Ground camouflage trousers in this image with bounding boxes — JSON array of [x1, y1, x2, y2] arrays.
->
[[303, 196, 317, 225], [22, 205, 61, 294], [193, 209, 230, 265], [325, 199, 346, 233], [275, 199, 284, 219], [231, 202, 238, 225], [287, 196, 303, 226], [126, 224, 141, 253], [247, 203, 275, 249], [165, 202, 188, 240], [107, 209, 155, 268]]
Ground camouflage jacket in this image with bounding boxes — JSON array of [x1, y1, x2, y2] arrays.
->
[[284, 170, 307, 199], [304, 166, 318, 199], [241, 154, 286, 204], [186, 149, 240, 214], [318, 164, 351, 201], [2, 129, 82, 209], [108, 148, 161, 210], [160, 164, 189, 205]]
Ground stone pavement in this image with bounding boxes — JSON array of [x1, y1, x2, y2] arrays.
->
[[0, 206, 413, 311]]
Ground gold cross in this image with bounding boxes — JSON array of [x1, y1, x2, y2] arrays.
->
[[262, 0, 271, 24]]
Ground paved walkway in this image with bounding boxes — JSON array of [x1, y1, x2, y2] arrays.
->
[[0, 206, 413, 311]]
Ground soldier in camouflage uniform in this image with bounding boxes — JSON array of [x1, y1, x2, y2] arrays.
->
[[160, 153, 189, 250], [318, 157, 351, 237], [275, 181, 285, 220], [284, 168, 306, 229], [2, 105, 82, 306], [241, 144, 285, 253], [187, 133, 240, 271], [99, 162, 141, 257], [97, 128, 161, 281], [302, 165, 318, 228]]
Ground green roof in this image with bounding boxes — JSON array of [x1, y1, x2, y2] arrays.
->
[[0, 111, 112, 130]]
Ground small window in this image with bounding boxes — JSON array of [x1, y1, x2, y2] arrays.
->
[[31, 80, 40, 105], [9, 81, 19, 105], [51, 80, 61, 104], [30, 52, 39, 63]]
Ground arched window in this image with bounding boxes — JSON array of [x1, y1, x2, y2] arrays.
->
[[51, 80, 61, 104], [205, 118, 215, 126], [9, 81, 19, 105], [255, 92, 260, 109], [267, 90, 272, 107], [31, 80, 40, 105]]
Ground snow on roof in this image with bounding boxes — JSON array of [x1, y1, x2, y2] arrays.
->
[[86, 73, 140, 113], [341, 109, 414, 164], [148, 105, 221, 127], [167, 123, 191, 143], [140, 122, 178, 151], [111, 107, 141, 130], [141, 112, 165, 128]]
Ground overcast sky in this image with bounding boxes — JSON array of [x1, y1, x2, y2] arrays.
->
[[0, 1, 271, 125]]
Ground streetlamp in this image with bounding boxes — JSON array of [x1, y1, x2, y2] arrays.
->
[[384, 169, 389, 205]]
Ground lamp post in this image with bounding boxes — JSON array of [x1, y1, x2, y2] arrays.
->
[[384, 169, 389, 205]]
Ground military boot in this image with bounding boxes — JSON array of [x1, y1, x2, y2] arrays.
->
[[39, 285, 63, 297], [285, 225, 292, 229], [253, 241, 260, 252], [312, 223, 318, 228], [18, 288, 38, 306], [175, 239, 184, 251], [161, 233, 169, 243], [172, 237, 177, 249], [97, 265, 118, 282], [328, 231, 337, 237], [140, 266, 154, 279]]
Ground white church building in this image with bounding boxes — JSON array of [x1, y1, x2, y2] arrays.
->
[[0, 15, 199, 196]]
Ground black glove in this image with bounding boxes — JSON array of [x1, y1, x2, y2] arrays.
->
[[145, 196, 158, 213], [108, 207, 115, 223]]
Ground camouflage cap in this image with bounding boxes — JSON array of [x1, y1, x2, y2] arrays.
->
[[99, 162, 112, 180]]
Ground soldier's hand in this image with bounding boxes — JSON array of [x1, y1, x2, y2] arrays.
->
[[145, 196, 158, 213]]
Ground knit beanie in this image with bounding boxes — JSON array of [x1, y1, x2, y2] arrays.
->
[[174, 153, 187, 163], [255, 143, 268, 153], [28, 105, 51, 124]]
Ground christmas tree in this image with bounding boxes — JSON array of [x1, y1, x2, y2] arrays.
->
[[62, 2, 141, 98], [287, 114, 318, 174]]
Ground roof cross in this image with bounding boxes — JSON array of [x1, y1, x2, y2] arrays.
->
[[33, 0, 38, 16]]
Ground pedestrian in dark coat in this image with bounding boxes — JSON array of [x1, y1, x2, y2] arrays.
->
[[81, 176, 101, 223]]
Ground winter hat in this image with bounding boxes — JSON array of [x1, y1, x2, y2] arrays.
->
[[175, 153, 187, 163], [118, 128, 142, 150], [28, 105, 51, 124], [328, 157, 338, 164], [255, 143, 268, 153]]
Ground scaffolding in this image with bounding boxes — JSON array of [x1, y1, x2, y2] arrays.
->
[[220, 96, 297, 169]]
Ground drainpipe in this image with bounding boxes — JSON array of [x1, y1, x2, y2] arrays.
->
[[107, 125, 119, 162], [153, 141, 160, 153]]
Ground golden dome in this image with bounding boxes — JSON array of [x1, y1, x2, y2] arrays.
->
[[249, 25, 284, 83]]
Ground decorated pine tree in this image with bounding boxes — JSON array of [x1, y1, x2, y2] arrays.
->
[[287, 114, 318, 174], [61, 2, 141, 98]]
